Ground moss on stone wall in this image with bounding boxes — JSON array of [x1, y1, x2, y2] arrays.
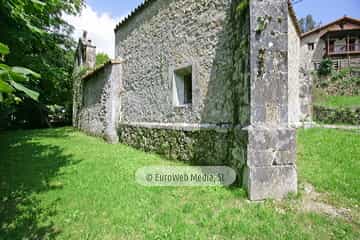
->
[[314, 105, 360, 125], [72, 67, 88, 127], [226, 0, 251, 180], [118, 125, 248, 184], [232, 0, 251, 127]]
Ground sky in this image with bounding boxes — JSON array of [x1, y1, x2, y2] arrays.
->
[[293, 0, 360, 24], [64, 0, 360, 57]]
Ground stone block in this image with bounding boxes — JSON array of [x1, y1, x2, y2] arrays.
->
[[277, 128, 296, 151], [248, 127, 296, 151], [243, 166, 297, 201], [247, 149, 295, 167]]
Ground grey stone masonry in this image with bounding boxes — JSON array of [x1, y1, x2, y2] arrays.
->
[[75, 31, 96, 70], [115, 0, 236, 125], [243, 0, 298, 200], [73, 0, 299, 201], [73, 60, 123, 143]]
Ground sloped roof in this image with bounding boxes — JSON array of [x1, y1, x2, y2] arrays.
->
[[115, 0, 155, 31], [288, 0, 302, 36], [115, 0, 302, 34], [82, 59, 123, 81], [301, 16, 360, 38]]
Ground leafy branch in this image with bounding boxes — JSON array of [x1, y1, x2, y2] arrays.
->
[[0, 42, 40, 103]]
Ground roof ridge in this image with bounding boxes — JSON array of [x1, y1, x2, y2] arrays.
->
[[114, 0, 155, 32], [288, 0, 302, 36], [301, 16, 360, 38]]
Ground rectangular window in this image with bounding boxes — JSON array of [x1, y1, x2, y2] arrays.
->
[[329, 40, 335, 53], [348, 39, 356, 52], [308, 42, 315, 51], [173, 66, 192, 106], [314, 62, 320, 70]]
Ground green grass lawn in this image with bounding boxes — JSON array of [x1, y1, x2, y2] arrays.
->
[[297, 128, 360, 208], [0, 128, 359, 239], [314, 94, 360, 109]]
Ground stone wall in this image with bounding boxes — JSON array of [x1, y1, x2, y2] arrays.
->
[[288, 11, 313, 123], [231, 0, 251, 127], [298, 67, 313, 121], [115, 0, 251, 182], [244, 0, 297, 200], [299, 29, 317, 122], [119, 123, 248, 178], [300, 33, 323, 71], [115, 0, 237, 124], [78, 68, 108, 137], [73, 0, 299, 200], [74, 62, 122, 143], [288, 13, 301, 125]]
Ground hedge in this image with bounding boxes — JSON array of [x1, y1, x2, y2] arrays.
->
[[313, 105, 360, 125]]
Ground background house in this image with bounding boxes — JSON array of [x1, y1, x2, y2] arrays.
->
[[301, 16, 360, 71]]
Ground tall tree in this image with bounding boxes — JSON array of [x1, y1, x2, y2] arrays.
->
[[298, 14, 321, 33], [0, 42, 40, 103], [0, 0, 84, 127], [305, 15, 317, 32]]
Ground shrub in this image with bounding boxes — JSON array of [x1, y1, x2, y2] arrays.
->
[[330, 68, 350, 82], [313, 105, 360, 125], [314, 66, 360, 96], [317, 58, 333, 76]]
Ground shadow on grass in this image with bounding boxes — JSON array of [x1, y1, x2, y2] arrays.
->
[[0, 128, 81, 240]]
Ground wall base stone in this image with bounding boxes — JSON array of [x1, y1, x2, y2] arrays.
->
[[118, 123, 248, 182], [243, 125, 297, 200], [243, 165, 297, 201]]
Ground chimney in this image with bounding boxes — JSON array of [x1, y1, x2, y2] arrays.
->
[[75, 30, 96, 69], [82, 30, 88, 41], [85, 43, 96, 68], [82, 30, 96, 68]]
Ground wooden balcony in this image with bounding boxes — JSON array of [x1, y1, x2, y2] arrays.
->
[[325, 43, 360, 56], [314, 58, 360, 71]]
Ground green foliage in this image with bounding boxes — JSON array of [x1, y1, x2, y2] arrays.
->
[[0, 43, 40, 102], [330, 68, 350, 82], [47, 104, 69, 126], [0, 0, 84, 127], [11, 67, 41, 79], [9, 80, 39, 101], [317, 58, 333, 76], [0, 42, 10, 56], [256, 16, 272, 34], [236, 0, 249, 14], [96, 53, 110, 67], [313, 105, 360, 125], [314, 67, 360, 96], [0, 79, 13, 93]]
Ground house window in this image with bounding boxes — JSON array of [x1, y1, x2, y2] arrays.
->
[[173, 66, 192, 106], [308, 42, 315, 51], [348, 39, 356, 52], [329, 40, 335, 53], [314, 62, 320, 70]]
